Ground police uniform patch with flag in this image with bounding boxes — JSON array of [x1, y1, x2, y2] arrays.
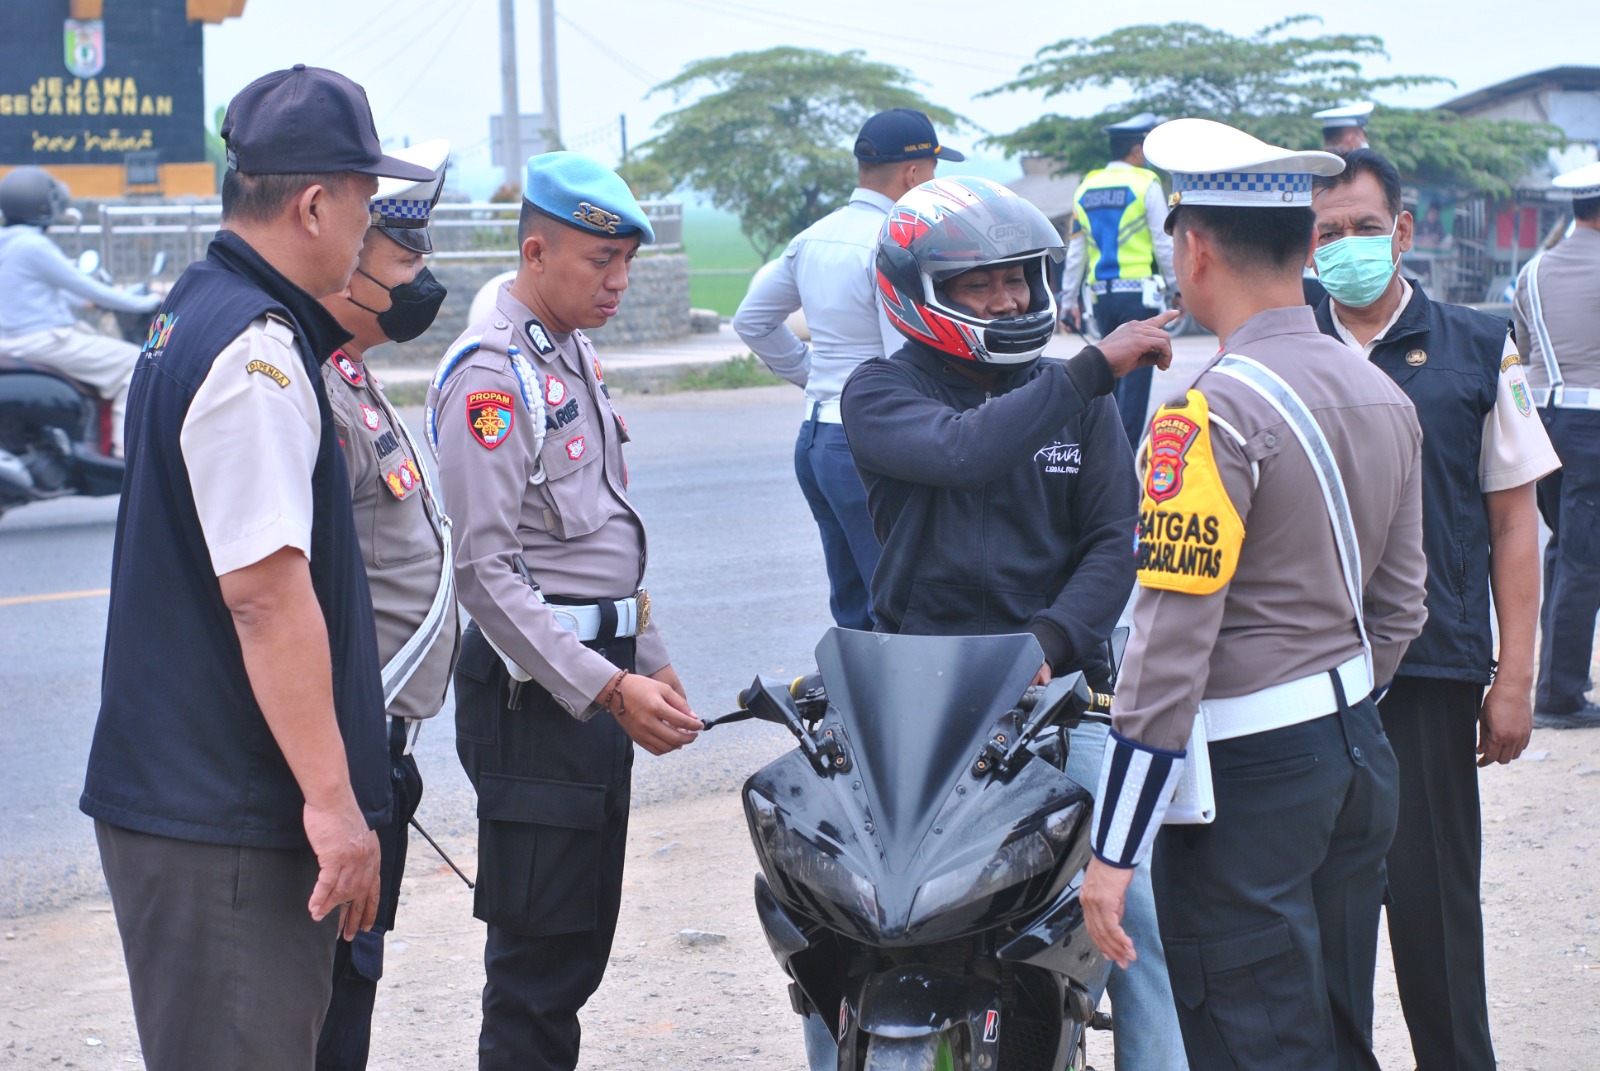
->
[[467, 389, 515, 449], [1136, 390, 1244, 595]]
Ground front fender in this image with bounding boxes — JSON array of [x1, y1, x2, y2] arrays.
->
[[848, 964, 1003, 1065]]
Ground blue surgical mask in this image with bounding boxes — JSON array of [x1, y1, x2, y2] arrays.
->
[[1313, 223, 1399, 309]]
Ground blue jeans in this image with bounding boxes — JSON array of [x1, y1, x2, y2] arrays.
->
[[1063, 721, 1190, 1071], [1094, 290, 1158, 449], [1535, 408, 1600, 713], [795, 417, 880, 631]]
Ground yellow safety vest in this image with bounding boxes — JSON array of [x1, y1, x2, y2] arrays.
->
[[1072, 166, 1159, 281]]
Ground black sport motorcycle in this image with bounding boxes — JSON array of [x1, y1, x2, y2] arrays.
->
[[0, 251, 164, 518], [703, 628, 1119, 1071]]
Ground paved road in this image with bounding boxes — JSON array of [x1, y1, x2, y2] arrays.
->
[[0, 338, 1218, 918]]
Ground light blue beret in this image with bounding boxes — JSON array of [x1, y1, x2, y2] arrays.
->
[[523, 151, 655, 243]]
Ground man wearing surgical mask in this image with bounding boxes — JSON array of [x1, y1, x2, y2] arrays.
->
[[1311, 149, 1558, 1071], [316, 138, 459, 1071]]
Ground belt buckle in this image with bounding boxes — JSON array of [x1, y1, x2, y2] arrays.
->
[[635, 589, 651, 632]]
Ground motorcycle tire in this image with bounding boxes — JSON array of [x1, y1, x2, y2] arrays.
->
[[862, 1032, 956, 1071]]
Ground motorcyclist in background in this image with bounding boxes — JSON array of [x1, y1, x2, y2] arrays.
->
[[0, 166, 162, 457]]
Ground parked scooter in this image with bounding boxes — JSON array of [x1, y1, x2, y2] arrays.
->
[[702, 627, 1120, 1071], [0, 250, 164, 518]]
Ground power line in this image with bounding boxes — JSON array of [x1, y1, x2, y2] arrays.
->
[[351, 0, 478, 87], [322, 0, 441, 61], [653, 0, 1027, 76], [379, 0, 482, 125], [554, 11, 660, 88]]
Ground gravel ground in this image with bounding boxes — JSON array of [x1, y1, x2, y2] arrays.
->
[[4, 721, 1599, 1070]]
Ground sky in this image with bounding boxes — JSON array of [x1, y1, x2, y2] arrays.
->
[[202, 0, 1596, 200]]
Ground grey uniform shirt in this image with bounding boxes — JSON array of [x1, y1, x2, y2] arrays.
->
[[322, 351, 459, 723], [1514, 226, 1600, 393], [430, 288, 668, 719], [1115, 305, 1428, 752]]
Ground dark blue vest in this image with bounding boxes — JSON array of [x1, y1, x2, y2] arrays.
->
[[81, 232, 390, 849], [1315, 286, 1509, 684]]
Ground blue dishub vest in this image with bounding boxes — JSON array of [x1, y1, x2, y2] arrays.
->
[[81, 232, 390, 849], [1315, 285, 1508, 684]]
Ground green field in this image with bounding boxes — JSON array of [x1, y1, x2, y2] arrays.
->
[[682, 205, 764, 317]]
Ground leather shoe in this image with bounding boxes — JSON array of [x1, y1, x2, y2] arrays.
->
[[1533, 701, 1600, 730]]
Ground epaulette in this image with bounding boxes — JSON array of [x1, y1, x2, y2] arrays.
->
[[426, 319, 547, 481]]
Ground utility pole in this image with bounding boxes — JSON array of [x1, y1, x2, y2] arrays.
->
[[540, 0, 560, 149], [619, 114, 628, 163], [498, 0, 520, 190]]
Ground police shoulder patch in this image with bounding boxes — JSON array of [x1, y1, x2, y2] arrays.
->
[[466, 389, 515, 450], [245, 359, 289, 388], [1136, 389, 1245, 596]]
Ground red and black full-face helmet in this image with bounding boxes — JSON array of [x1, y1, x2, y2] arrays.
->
[[876, 176, 1064, 364]]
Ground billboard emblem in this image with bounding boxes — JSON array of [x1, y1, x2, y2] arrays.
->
[[64, 19, 105, 79]]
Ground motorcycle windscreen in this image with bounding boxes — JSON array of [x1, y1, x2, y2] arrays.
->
[[815, 628, 1044, 875]]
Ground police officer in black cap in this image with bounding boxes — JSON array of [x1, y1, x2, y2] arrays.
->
[[1060, 113, 1179, 447], [80, 65, 432, 1071]]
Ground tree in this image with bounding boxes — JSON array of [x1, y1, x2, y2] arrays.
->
[[983, 17, 1563, 197], [635, 47, 962, 261]]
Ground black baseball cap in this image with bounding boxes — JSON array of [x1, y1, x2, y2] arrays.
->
[[854, 108, 965, 164], [221, 64, 435, 181]]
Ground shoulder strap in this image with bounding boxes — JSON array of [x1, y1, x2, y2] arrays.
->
[[1211, 354, 1370, 673], [1522, 253, 1563, 402]]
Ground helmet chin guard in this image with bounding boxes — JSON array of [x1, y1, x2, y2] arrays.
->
[[876, 177, 1064, 365]]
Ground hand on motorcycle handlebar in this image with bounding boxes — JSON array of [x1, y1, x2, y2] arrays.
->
[[1083, 857, 1138, 970], [1031, 662, 1052, 687]]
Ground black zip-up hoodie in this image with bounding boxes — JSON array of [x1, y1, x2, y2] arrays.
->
[[841, 341, 1137, 679]]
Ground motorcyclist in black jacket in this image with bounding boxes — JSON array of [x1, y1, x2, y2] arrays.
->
[[840, 175, 1190, 1070]]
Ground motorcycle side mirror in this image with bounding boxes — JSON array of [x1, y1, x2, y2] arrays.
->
[[77, 249, 101, 275], [150, 251, 166, 277]]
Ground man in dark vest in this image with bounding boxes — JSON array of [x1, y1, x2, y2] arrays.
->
[[79, 65, 435, 1071], [1310, 148, 1558, 1071]]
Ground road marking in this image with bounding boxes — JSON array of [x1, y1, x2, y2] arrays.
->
[[0, 588, 110, 607]]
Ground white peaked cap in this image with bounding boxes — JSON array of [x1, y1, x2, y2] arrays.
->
[[1312, 101, 1374, 129], [1144, 118, 1345, 209], [1552, 161, 1600, 199]]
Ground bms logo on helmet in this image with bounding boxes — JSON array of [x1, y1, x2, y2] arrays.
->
[[876, 176, 1064, 365]]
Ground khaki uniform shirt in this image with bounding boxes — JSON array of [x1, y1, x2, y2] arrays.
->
[[1514, 227, 1600, 393], [1116, 306, 1428, 752], [322, 351, 459, 723], [429, 287, 668, 719]]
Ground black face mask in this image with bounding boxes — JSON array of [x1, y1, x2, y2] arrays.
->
[[351, 266, 447, 343]]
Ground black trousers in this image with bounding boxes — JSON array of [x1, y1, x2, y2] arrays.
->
[[1094, 290, 1157, 448], [453, 622, 635, 1071], [1535, 407, 1600, 713], [1378, 678, 1495, 1071], [1152, 698, 1398, 1071], [316, 721, 424, 1071]]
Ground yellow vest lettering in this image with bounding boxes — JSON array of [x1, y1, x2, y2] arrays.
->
[[1073, 167, 1158, 281], [1136, 390, 1245, 595]]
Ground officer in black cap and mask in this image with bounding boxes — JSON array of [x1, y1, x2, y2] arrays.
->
[[314, 137, 457, 1071]]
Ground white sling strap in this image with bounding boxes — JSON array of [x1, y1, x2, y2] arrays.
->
[[379, 402, 456, 710], [1211, 354, 1370, 675], [1522, 253, 1564, 405]]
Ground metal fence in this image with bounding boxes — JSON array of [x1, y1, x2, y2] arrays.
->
[[48, 199, 683, 281]]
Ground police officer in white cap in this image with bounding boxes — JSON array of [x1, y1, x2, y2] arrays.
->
[[1060, 112, 1179, 447], [1080, 118, 1429, 1070], [1314, 101, 1373, 152], [1516, 160, 1600, 729], [314, 137, 456, 1071]]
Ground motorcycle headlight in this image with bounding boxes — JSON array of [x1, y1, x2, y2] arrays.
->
[[910, 800, 1085, 923], [748, 791, 878, 924]]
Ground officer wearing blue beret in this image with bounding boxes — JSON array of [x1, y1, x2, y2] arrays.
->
[[426, 152, 701, 1071]]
